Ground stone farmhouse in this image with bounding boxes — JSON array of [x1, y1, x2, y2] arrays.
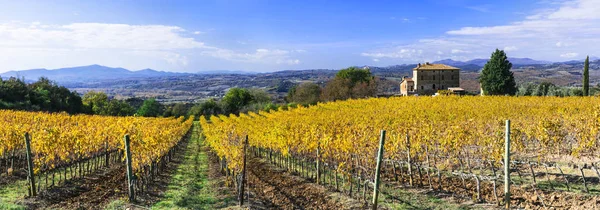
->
[[400, 62, 462, 95]]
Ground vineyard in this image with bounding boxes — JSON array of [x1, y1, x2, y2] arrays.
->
[[0, 110, 193, 202], [201, 96, 600, 208]]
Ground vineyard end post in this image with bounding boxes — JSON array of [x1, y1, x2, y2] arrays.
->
[[316, 142, 321, 185], [504, 120, 511, 209], [124, 134, 135, 202], [372, 130, 386, 210], [104, 140, 110, 168], [24, 132, 36, 197], [239, 135, 248, 206]]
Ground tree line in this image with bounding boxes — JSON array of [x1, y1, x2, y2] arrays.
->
[[286, 67, 377, 105], [480, 49, 593, 96], [0, 77, 182, 117], [0, 77, 84, 113]]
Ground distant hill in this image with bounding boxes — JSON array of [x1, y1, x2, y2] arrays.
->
[[1, 65, 190, 82], [197, 70, 254, 75], [434, 57, 552, 67]]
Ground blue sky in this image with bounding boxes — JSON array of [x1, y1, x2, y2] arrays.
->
[[0, 0, 597, 72]]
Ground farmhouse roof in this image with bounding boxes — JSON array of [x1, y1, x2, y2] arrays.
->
[[413, 63, 460, 71]]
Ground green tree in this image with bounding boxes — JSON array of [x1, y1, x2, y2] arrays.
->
[[136, 98, 162, 117], [480, 49, 517, 95], [0, 77, 83, 113], [248, 88, 271, 104], [104, 100, 135, 116], [125, 98, 145, 110], [516, 83, 536, 96], [263, 103, 279, 112], [171, 103, 188, 118], [188, 99, 223, 119], [321, 67, 377, 101], [583, 56, 590, 96], [533, 82, 556, 96], [288, 82, 321, 105], [321, 77, 352, 101], [222, 88, 252, 114], [83, 91, 109, 114], [336, 67, 373, 85], [0, 77, 29, 106], [571, 88, 584, 96]]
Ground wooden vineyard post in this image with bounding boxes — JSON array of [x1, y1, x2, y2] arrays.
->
[[579, 164, 589, 193], [124, 134, 135, 202], [504, 120, 511, 209], [105, 140, 110, 168], [372, 130, 386, 210], [316, 142, 321, 185], [406, 132, 413, 186], [239, 135, 249, 206], [24, 133, 36, 197]]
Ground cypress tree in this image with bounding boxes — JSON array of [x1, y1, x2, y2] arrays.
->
[[480, 49, 517, 95], [583, 55, 589, 96]]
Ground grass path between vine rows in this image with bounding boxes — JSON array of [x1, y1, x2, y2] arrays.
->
[[0, 179, 28, 210], [146, 121, 236, 209]]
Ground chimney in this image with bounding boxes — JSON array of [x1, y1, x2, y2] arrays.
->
[[426, 62, 430, 65], [417, 63, 421, 67]]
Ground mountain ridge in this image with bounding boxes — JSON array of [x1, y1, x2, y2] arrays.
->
[[2, 57, 596, 83], [0, 64, 190, 82]]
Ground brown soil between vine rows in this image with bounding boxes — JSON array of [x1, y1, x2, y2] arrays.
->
[[242, 157, 366, 210], [377, 166, 600, 209], [20, 140, 190, 210]]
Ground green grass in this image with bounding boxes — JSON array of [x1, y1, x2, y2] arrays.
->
[[104, 199, 127, 210], [536, 179, 600, 194], [0, 179, 28, 210], [377, 184, 476, 210], [151, 122, 234, 210]]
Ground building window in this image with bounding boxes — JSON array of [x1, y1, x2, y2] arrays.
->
[[421, 86, 424, 90], [421, 76, 423, 80], [442, 85, 444, 89], [451, 75, 454, 80], [442, 75, 444, 80], [433, 75, 435, 80], [432, 84, 436, 89]]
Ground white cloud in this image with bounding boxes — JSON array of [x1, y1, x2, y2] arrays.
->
[[560, 52, 579, 58], [0, 22, 208, 50], [547, 0, 600, 20], [451, 49, 470, 54], [372, 58, 380, 62], [361, 48, 424, 59], [202, 48, 300, 65], [362, 0, 600, 62], [193, 31, 203, 35], [0, 22, 300, 72], [504, 46, 518, 52], [555, 41, 574, 47], [361, 39, 478, 62]]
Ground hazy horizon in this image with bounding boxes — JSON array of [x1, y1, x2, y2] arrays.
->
[[0, 0, 598, 73]]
